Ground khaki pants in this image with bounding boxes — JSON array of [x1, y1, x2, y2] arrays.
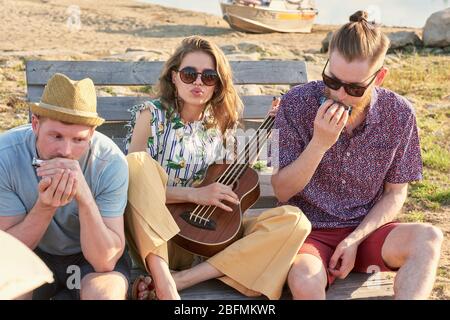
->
[[124, 152, 311, 300]]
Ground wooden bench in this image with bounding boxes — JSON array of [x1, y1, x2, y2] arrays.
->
[[25, 60, 395, 300]]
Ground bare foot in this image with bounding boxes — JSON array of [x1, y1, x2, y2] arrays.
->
[[135, 276, 156, 300], [135, 275, 180, 300]]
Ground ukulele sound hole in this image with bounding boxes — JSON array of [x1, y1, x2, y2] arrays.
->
[[181, 211, 216, 230]]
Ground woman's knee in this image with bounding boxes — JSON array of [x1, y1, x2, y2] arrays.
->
[[126, 152, 167, 187]]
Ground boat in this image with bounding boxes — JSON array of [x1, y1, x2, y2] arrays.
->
[[219, 0, 319, 33]]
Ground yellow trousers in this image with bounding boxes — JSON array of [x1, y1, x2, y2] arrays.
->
[[124, 152, 311, 300]]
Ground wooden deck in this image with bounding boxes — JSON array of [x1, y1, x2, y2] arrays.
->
[[130, 268, 395, 300], [129, 207, 396, 300], [177, 272, 395, 300]]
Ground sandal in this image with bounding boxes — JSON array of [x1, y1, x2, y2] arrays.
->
[[130, 274, 157, 300]]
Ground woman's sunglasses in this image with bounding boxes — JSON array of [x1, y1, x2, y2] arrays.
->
[[322, 59, 382, 97], [177, 66, 219, 86]]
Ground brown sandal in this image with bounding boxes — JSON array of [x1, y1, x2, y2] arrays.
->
[[130, 274, 157, 300]]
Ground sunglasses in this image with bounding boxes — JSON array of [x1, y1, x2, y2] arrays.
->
[[177, 66, 219, 86], [322, 59, 382, 97]]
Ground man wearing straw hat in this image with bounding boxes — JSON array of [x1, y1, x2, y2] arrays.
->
[[0, 73, 131, 300]]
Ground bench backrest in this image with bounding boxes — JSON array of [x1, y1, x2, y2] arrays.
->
[[25, 60, 308, 151]]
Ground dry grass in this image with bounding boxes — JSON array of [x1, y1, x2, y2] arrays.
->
[[384, 53, 450, 299]]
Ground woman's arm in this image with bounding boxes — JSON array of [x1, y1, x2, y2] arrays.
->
[[128, 108, 152, 154], [166, 184, 239, 212]]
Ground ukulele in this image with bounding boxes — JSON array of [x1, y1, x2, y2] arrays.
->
[[167, 100, 278, 257]]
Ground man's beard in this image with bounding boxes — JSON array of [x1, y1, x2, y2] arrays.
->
[[324, 87, 372, 122]]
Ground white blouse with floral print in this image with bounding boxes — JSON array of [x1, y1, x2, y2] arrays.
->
[[125, 99, 233, 187]]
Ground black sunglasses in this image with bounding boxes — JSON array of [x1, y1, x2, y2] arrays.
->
[[322, 59, 382, 97], [177, 66, 219, 86]]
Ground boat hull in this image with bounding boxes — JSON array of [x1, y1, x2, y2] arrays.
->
[[220, 2, 317, 33]]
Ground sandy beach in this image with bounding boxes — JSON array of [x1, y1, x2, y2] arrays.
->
[[0, 0, 448, 300]]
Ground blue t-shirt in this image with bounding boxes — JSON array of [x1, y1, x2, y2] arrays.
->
[[0, 124, 129, 255]]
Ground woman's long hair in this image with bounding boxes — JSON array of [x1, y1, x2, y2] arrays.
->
[[157, 36, 243, 135]]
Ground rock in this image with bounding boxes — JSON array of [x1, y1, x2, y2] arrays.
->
[[237, 42, 266, 53], [432, 48, 444, 55], [421, 47, 434, 54], [401, 44, 417, 54], [236, 84, 262, 96], [304, 48, 321, 54], [303, 53, 318, 62], [388, 31, 423, 49], [220, 44, 239, 54], [126, 47, 148, 52], [290, 48, 304, 57], [96, 89, 113, 97], [126, 48, 163, 55], [105, 51, 161, 61], [225, 53, 260, 61], [261, 85, 290, 96], [321, 31, 333, 53], [4, 74, 17, 81], [423, 8, 450, 47], [108, 86, 135, 96]]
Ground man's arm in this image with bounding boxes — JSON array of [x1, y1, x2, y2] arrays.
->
[[37, 158, 127, 273], [328, 182, 408, 279], [271, 141, 327, 202], [272, 99, 350, 202], [0, 208, 54, 250], [78, 198, 125, 273], [346, 182, 408, 246], [0, 172, 73, 249]]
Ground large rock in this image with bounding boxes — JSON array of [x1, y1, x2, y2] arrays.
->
[[321, 31, 333, 53], [225, 52, 260, 61], [235, 84, 262, 96], [388, 31, 423, 49], [104, 50, 162, 61], [220, 44, 239, 54], [423, 8, 450, 47], [237, 42, 266, 53]]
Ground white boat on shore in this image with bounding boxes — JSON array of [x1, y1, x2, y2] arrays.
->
[[220, 0, 318, 33]]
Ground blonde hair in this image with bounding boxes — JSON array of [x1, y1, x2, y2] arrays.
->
[[157, 36, 243, 135], [329, 10, 390, 66]]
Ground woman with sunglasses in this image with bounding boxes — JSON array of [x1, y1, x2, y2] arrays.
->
[[124, 36, 311, 300], [272, 11, 439, 300]]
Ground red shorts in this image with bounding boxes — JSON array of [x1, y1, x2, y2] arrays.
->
[[298, 222, 400, 287]]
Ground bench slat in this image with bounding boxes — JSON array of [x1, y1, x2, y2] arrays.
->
[[27, 95, 279, 120], [26, 60, 307, 86], [175, 272, 395, 300]]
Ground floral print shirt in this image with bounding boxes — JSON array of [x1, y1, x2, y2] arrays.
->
[[125, 99, 232, 187]]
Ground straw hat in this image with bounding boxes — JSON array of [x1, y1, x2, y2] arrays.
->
[[30, 73, 105, 126]]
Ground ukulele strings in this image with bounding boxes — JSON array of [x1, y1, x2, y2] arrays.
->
[[191, 115, 274, 223], [189, 115, 275, 224], [188, 115, 273, 222], [202, 117, 275, 224]]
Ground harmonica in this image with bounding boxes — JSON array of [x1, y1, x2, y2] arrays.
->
[[32, 157, 44, 168], [319, 96, 353, 116]]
